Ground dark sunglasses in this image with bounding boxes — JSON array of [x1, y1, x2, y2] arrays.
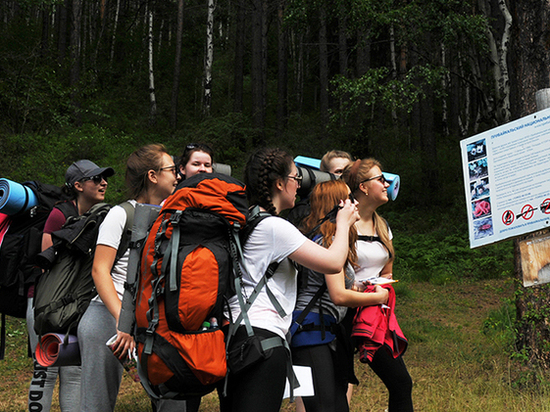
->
[[80, 175, 107, 184], [361, 174, 387, 185]]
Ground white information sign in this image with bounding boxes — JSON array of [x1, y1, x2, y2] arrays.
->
[[460, 108, 550, 248]]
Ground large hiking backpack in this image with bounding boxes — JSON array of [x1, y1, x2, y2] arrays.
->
[[33, 202, 134, 338], [134, 173, 248, 400], [0, 181, 71, 360], [0, 181, 71, 319]]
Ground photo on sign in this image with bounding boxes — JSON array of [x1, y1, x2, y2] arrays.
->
[[473, 216, 493, 239], [472, 197, 491, 219], [519, 233, 550, 287], [468, 158, 488, 181], [466, 139, 487, 162], [470, 178, 490, 201]]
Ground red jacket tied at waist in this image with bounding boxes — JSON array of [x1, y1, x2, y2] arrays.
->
[[352, 284, 408, 363]]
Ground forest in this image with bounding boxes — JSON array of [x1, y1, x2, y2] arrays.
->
[[2, 0, 547, 286], [3, 0, 547, 209]]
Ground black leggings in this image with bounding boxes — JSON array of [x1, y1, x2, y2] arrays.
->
[[292, 343, 349, 412], [368, 346, 414, 412], [220, 327, 289, 412]]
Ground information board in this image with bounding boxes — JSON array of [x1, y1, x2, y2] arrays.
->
[[460, 108, 550, 248]]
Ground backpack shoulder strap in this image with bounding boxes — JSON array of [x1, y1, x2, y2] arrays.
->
[[115, 201, 135, 264], [54, 200, 78, 220]]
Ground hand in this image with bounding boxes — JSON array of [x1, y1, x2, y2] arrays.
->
[[380, 273, 393, 279], [375, 285, 389, 304], [112, 330, 135, 359], [353, 279, 367, 292], [336, 199, 360, 228]]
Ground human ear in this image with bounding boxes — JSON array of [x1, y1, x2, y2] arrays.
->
[[148, 169, 158, 184], [73, 181, 84, 193]]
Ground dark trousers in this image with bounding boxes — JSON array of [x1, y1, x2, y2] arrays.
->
[[368, 346, 414, 412], [220, 327, 289, 412]]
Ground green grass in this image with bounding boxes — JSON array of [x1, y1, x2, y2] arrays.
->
[[3, 278, 550, 411]]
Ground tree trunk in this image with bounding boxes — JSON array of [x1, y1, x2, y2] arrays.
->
[[40, 4, 50, 57], [318, 4, 329, 133], [147, 5, 157, 125], [170, 0, 185, 129], [233, 0, 245, 113], [70, 0, 82, 126], [509, 0, 550, 118], [109, 0, 121, 69], [276, 0, 288, 136], [57, 0, 69, 65], [203, 0, 215, 117], [251, 0, 265, 143]]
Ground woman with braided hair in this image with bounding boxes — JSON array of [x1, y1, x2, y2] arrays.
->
[[221, 147, 360, 412]]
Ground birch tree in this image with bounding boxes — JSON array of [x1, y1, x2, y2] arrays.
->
[[203, 0, 215, 117], [147, 4, 157, 125]]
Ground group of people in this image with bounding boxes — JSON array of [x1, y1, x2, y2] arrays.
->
[[25, 144, 413, 412]]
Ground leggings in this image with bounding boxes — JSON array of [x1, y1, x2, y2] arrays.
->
[[27, 298, 81, 412], [292, 343, 349, 412], [368, 346, 413, 412], [220, 327, 289, 412], [78, 301, 123, 412]]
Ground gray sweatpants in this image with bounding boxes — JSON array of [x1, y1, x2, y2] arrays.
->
[[77, 301, 123, 412], [27, 298, 81, 412]]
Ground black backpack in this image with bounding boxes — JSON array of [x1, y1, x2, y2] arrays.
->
[[33, 202, 134, 338], [0, 181, 72, 359]]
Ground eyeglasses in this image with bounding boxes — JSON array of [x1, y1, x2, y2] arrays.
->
[[159, 165, 177, 174], [80, 175, 106, 184], [361, 174, 387, 185], [287, 175, 303, 187], [348, 192, 356, 203]]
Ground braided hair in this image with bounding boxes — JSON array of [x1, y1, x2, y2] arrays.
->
[[244, 147, 294, 215]]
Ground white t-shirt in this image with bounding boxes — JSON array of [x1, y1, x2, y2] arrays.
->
[[226, 216, 307, 339], [92, 200, 136, 303], [354, 226, 393, 280]]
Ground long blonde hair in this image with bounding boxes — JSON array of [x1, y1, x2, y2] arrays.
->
[[300, 180, 358, 267], [342, 158, 394, 261]]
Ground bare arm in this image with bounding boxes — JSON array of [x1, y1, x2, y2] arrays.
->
[[41, 233, 53, 252], [92, 244, 134, 357], [289, 199, 359, 273], [325, 269, 388, 307], [379, 241, 394, 279]]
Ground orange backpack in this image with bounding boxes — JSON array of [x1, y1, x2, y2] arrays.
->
[[134, 173, 248, 400]]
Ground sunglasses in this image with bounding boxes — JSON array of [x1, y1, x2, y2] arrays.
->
[[80, 175, 107, 184], [361, 174, 387, 185]]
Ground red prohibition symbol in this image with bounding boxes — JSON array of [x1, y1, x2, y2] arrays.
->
[[502, 210, 514, 225], [541, 198, 550, 214], [519, 204, 534, 220]]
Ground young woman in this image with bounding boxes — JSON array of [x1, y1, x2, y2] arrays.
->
[[220, 147, 359, 412], [319, 150, 353, 177], [178, 142, 213, 179], [77, 144, 178, 412], [292, 179, 389, 412], [27, 160, 114, 412], [342, 158, 414, 412]]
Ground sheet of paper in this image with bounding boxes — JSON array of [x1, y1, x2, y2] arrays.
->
[[283, 365, 314, 399]]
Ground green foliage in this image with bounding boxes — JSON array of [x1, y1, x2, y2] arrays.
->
[[391, 205, 514, 284]]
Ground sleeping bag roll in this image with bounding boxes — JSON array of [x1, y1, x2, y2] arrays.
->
[[0, 178, 39, 215]]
